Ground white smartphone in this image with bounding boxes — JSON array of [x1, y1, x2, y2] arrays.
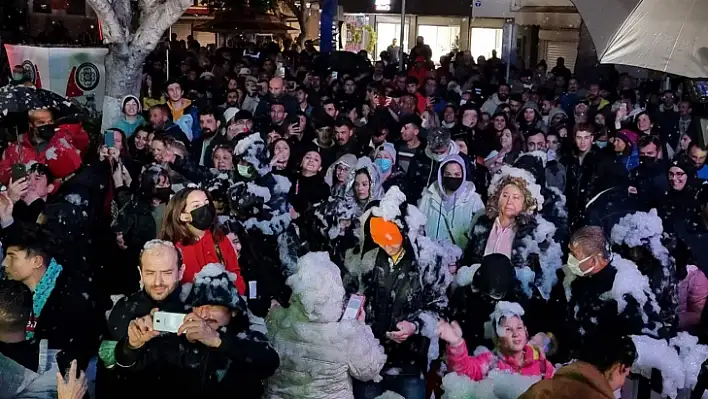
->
[[331, 71, 338, 80], [153, 311, 186, 333], [341, 294, 365, 320]]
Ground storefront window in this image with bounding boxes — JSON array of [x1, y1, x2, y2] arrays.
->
[[418, 25, 460, 64], [376, 22, 409, 60], [470, 27, 503, 59]]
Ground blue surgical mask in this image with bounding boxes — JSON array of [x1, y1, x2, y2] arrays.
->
[[375, 158, 392, 173], [596, 141, 608, 149]]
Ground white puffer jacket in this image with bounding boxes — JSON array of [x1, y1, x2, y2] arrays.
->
[[264, 252, 386, 399]]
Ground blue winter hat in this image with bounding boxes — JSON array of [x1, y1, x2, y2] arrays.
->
[[187, 263, 246, 311]]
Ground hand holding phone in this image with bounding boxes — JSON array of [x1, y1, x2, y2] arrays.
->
[[127, 311, 160, 349], [55, 359, 88, 399], [11, 164, 26, 182], [177, 312, 221, 347], [342, 294, 365, 320], [104, 130, 115, 148], [153, 311, 186, 334]]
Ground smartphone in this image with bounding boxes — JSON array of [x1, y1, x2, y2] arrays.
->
[[55, 350, 86, 381], [331, 71, 338, 80], [153, 311, 186, 333], [276, 62, 285, 78], [104, 130, 115, 148], [11, 164, 26, 182], [341, 294, 365, 320]]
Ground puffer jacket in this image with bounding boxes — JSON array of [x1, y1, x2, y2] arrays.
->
[[447, 341, 554, 381], [418, 155, 484, 250], [264, 252, 386, 399]]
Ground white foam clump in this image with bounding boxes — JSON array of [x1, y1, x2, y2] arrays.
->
[[246, 182, 271, 202], [371, 186, 406, 222], [515, 266, 536, 298], [610, 209, 671, 267], [374, 392, 405, 399], [631, 335, 685, 398], [489, 301, 525, 337], [670, 332, 708, 390], [518, 216, 562, 299], [442, 369, 541, 399], [599, 255, 661, 320], [455, 264, 480, 287]]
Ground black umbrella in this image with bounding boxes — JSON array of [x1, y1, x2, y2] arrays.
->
[[0, 85, 83, 118]]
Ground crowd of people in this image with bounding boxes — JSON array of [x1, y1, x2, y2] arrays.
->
[[2, 34, 708, 399]]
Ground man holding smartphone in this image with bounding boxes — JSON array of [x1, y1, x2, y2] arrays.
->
[[344, 195, 451, 399]]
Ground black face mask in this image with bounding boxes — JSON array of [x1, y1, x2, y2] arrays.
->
[[153, 187, 171, 203], [442, 176, 463, 192], [640, 155, 657, 166], [189, 203, 215, 231], [36, 124, 56, 141]]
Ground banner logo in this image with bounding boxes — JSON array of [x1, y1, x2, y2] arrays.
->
[[76, 62, 100, 91]]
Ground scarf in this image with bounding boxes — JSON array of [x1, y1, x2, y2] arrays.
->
[[26, 259, 62, 340]]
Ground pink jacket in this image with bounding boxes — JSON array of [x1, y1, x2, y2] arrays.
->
[[679, 265, 708, 331], [447, 341, 554, 381]]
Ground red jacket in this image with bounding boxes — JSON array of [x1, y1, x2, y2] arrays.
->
[[0, 125, 84, 185], [447, 341, 554, 381], [177, 230, 246, 295]]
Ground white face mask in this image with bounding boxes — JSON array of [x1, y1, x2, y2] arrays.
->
[[567, 254, 594, 277]]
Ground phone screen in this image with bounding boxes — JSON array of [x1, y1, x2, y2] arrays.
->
[[331, 71, 338, 80], [341, 295, 364, 320], [104, 130, 115, 148]]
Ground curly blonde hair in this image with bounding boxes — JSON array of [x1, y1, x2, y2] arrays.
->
[[486, 176, 537, 220]]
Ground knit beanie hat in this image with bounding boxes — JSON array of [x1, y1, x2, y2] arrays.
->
[[45, 136, 82, 180], [370, 216, 403, 247], [669, 157, 696, 179], [122, 95, 142, 114], [188, 263, 246, 311]]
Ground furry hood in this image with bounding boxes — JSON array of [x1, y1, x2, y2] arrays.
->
[[286, 252, 346, 323]]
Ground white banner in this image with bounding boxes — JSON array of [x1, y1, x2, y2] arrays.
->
[[4, 45, 108, 117]]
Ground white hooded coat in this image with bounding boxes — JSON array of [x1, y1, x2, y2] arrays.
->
[[264, 252, 386, 399], [418, 154, 484, 250]]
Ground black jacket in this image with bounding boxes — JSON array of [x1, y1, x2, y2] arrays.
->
[[34, 265, 103, 369], [107, 288, 279, 398], [550, 263, 666, 362]]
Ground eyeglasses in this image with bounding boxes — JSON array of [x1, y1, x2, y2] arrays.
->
[[669, 171, 686, 178]]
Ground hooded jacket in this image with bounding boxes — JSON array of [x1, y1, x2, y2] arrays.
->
[[405, 140, 460, 204], [264, 252, 386, 399], [519, 362, 615, 399], [325, 154, 357, 197], [167, 98, 202, 140], [418, 154, 484, 250], [113, 95, 146, 137], [343, 187, 459, 374]]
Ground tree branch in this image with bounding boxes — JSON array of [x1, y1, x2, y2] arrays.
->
[[131, 0, 192, 53], [138, 0, 160, 27], [86, 0, 126, 44]]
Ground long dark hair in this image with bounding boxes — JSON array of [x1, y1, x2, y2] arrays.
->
[[159, 187, 224, 245]]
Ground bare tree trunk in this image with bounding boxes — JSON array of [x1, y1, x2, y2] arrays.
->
[[85, 0, 192, 130], [283, 0, 309, 47]]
